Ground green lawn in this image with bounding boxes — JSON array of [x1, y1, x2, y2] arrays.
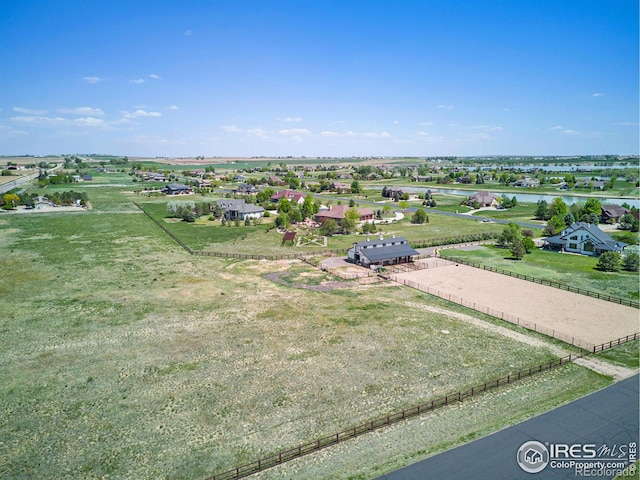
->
[[439, 244, 640, 302]]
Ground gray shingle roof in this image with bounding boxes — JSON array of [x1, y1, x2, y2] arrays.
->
[[360, 243, 419, 262]]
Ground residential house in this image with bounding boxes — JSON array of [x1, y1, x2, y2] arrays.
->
[[513, 178, 540, 188], [411, 175, 432, 182], [544, 222, 627, 256], [216, 199, 264, 221], [331, 182, 350, 193], [233, 183, 258, 195], [347, 235, 419, 267], [600, 204, 629, 224], [142, 172, 167, 182], [581, 180, 606, 190], [269, 175, 286, 186], [163, 183, 192, 195], [271, 189, 306, 205], [314, 204, 374, 223], [467, 191, 498, 207], [232, 174, 246, 182]]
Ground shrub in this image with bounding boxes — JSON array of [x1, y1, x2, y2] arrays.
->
[[597, 251, 621, 272]]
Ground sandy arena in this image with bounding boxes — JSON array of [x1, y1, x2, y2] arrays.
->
[[392, 259, 639, 347]]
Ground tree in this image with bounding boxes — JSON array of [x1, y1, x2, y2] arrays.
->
[[580, 198, 602, 218], [301, 195, 314, 219], [544, 215, 566, 236], [510, 237, 526, 260], [277, 198, 291, 214], [348, 198, 356, 207], [319, 219, 338, 236], [2, 193, 20, 209], [275, 214, 289, 229], [623, 253, 640, 272], [497, 223, 521, 248], [521, 236, 535, 254], [411, 208, 428, 224], [341, 208, 360, 233], [244, 217, 251, 226], [350, 180, 362, 194], [563, 213, 575, 226], [534, 200, 550, 220], [597, 251, 621, 272], [550, 198, 567, 218]]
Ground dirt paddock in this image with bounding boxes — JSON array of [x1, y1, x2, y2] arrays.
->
[[392, 260, 639, 347]]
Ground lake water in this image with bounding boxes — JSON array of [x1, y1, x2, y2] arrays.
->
[[404, 187, 639, 208]]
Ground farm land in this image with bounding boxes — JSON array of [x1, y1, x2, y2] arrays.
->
[[0, 155, 638, 479]]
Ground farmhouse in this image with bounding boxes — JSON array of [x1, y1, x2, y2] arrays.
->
[[544, 222, 627, 256], [600, 204, 628, 224], [163, 183, 192, 195], [216, 199, 265, 221], [347, 235, 419, 267], [314, 204, 374, 223], [467, 191, 498, 207]]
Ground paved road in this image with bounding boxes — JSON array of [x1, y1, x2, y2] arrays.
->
[[377, 375, 639, 480]]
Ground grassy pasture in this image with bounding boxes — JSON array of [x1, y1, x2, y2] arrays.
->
[[0, 211, 614, 479], [439, 244, 640, 301]]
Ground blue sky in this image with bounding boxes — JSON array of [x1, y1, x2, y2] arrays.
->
[[0, 0, 638, 157]]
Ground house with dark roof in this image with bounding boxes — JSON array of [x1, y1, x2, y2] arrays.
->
[[347, 236, 419, 267], [314, 205, 374, 223], [467, 191, 498, 207], [600, 204, 629, 224], [233, 183, 258, 195], [163, 183, 192, 195], [216, 199, 264, 220], [544, 222, 627, 256]]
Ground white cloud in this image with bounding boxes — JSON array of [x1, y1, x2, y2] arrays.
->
[[550, 125, 563, 130], [168, 105, 179, 110], [246, 128, 271, 138], [320, 130, 356, 138], [10, 115, 67, 126], [419, 121, 435, 127], [184, 30, 192, 36], [393, 120, 399, 125], [221, 124, 241, 132], [122, 109, 161, 118], [562, 129, 580, 135], [364, 131, 391, 138], [277, 116, 303, 123], [130, 78, 146, 84], [59, 107, 104, 116], [278, 128, 310, 135], [437, 105, 455, 110], [471, 125, 503, 132], [74, 117, 107, 127], [290, 135, 304, 142], [592, 93, 605, 97], [149, 74, 162, 80], [13, 107, 48, 115], [83, 76, 106, 84]]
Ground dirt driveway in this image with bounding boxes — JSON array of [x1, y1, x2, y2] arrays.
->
[[392, 261, 639, 347]]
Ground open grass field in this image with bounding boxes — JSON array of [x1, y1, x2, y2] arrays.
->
[[440, 244, 640, 302], [0, 209, 623, 480]]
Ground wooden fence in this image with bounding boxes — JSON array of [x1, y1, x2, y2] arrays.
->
[[204, 333, 639, 480], [439, 254, 639, 309]]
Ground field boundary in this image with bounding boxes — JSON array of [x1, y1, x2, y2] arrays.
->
[[439, 253, 639, 309], [204, 333, 639, 480], [134, 202, 499, 261]]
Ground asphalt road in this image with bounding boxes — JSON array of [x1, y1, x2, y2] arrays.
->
[[377, 375, 639, 480]]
